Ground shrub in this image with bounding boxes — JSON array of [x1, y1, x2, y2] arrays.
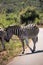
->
[[20, 6, 40, 25]]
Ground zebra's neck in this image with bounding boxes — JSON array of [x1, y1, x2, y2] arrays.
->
[[5, 25, 21, 42]]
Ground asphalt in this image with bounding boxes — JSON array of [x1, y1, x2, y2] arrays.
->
[[7, 28, 43, 65]]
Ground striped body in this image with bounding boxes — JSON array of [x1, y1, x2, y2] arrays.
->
[[5, 24, 39, 41]]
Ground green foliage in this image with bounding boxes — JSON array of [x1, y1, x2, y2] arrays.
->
[[0, 0, 43, 26], [0, 13, 19, 27], [20, 6, 40, 25], [6, 8, 14, 13], [35, 18, 40, 25], [0, 0, 43, 14]]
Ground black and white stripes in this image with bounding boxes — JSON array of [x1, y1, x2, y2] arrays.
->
[[5, 24, 39, 42]]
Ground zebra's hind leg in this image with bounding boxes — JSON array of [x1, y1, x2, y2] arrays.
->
[[1, 38, 6, 51], [32, 43, 36, 53], [25, 38, 33, 53], [21, 39, 25, 54], [32, 37, 38, 53]]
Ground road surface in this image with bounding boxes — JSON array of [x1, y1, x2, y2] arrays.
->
[[7, 28, 43, 65]]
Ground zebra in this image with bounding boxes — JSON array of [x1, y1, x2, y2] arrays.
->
[[3, 24, 39, 54]]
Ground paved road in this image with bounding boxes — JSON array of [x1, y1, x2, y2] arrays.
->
[[7, 28, 43, 65]]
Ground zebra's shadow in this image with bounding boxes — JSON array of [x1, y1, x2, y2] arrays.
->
[[18, 50, 43, 56]]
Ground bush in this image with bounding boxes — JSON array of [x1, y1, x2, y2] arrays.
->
[[20, 6, 40, 25]]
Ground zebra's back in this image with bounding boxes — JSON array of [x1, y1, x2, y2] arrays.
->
[[20, 24, 39, 39]]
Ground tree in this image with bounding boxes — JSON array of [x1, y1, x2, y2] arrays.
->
[[20, 7, 40, 25]]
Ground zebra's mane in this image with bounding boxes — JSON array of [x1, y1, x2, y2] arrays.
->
[[5, 25, 21, 31], [21, 24, 38, 30]]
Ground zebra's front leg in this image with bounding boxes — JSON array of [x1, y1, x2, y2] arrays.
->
[[1, 38, 5, 50], [21, 39, 25, 54]]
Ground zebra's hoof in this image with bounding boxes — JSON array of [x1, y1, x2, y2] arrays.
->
[[32, 50, 35, 53], [22, 52, 24, 54]]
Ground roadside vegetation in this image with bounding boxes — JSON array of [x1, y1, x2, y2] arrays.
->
[[0, 36, 22, 65]]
